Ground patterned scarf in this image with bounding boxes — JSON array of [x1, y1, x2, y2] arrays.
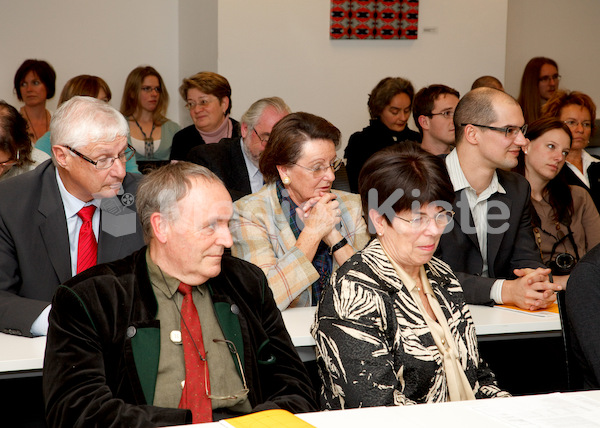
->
[[276, 180, 332, 304]]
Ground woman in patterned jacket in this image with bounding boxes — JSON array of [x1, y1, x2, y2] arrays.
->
[[231, 112, 370, 310], [312, 142, 510, 409]]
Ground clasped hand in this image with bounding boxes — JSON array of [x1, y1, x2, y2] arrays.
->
[[504, 267, 561, 311], [296, 192, 342, 246]]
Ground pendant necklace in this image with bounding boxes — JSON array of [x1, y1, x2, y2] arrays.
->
[[133, 116, 156, 158]]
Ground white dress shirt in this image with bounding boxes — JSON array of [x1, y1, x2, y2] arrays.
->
[[445, 149, 506, 304]]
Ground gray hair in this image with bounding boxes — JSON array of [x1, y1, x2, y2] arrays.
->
[[50, 96, 129, 151], [136, 162, 223, 243], [241, 96, 291, 133]]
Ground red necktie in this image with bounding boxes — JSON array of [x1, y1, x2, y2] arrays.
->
[[178, 283, 212, 423], [76, 205, 97, 274]]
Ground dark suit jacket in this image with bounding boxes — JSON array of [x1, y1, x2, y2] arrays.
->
[[187, 137, 252, 201], [43, 248, 318, 427], [562, 162, 600, 213], [435, 169, 545, 305], [0, 160, 145, 336], [169, 119, 241, 161]]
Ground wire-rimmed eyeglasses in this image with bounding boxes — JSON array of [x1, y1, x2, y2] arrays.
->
[[395, 210, 455, 229], [65, 144, 136, 169]]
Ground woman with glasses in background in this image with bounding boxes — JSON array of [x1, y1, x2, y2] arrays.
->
[[312, 143, 510, 409], [230, 112, 370, 310], [517, 57, 560, 124], [170, 71, 241, 161], [121, 66, 180, 163], [0, 100, 50, 182], [542, 90, 600, 212]]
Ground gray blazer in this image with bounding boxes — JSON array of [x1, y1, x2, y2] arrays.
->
[[0, 160, 145, 336]]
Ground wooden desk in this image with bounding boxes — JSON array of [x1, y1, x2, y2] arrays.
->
[[282, 304, 562, 348], [0, 333, 46, 379]]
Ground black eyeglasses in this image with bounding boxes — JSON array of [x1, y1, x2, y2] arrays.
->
[[429, 110, 454, 119], [461, 123, 528, 139], [65, 144, 136, 169]]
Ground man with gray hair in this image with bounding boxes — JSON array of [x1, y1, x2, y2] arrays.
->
[[187, 96, 290, 200], [0, 96, 144, 337], [43, 162, 317, 426], [435, 88, 559, 310]]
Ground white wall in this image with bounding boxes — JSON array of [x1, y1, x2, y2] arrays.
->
[[505, 0, 600, 118], [218, 0, 509, 154], [0, 0, 181, 122], [7, 0, 600, 150]]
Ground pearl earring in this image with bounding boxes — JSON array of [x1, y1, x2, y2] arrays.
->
[[282, 176, 291, 185]]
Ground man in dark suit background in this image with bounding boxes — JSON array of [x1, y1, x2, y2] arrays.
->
[[186, 97, 290, 200], [435, 88, 559, 310], [0, 96, 144, 337]]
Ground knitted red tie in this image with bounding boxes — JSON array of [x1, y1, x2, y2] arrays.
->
[[177, 283, 212, 423], [76, 205, 97, 274]]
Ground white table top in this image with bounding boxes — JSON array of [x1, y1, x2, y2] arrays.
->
[[281, 304, 561, 347], [0, 333, 46, 374], [0, 304, 560, 375], [191, 390, 600, 428]]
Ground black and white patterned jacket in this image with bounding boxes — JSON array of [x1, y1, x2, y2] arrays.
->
[[311, 239, 510, 409]]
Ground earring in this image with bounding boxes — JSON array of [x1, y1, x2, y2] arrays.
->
[[523, 149, 528, 154], [377, 231, 383, 237], [282, 176, 291, 185]]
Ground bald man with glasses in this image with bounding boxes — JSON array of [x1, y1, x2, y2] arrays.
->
[[435, 88, 559, 310]]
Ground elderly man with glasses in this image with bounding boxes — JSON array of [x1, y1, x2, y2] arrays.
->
[[0, 96, 144, 338], [43, 162, 317, 427], [187, 97, 291, 201], [435, 88, 559, 310]]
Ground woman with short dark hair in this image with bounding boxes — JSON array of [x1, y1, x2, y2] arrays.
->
[[13, 59, 56, 143], [542, 90, 600, 211], [313, 142, 509, 409], [231, 112, 370, 310], [344, 77, 421, 193], [170, 71, 241, 160]]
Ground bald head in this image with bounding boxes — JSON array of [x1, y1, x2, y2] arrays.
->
[[454, 88, 521, 143]]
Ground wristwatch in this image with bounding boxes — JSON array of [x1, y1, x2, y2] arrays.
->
[[329, 237, 348, 255]]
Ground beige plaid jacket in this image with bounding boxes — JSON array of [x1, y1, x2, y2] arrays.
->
[[230, 183, 370, 310]]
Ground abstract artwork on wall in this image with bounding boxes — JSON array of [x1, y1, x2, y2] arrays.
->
[[330, 0, 419, 40]]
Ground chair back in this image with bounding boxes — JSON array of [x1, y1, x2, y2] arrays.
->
[[556, 289, 583, 391]]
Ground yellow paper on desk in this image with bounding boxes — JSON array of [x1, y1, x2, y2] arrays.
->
[[220, 409, 316, 428], [498, 303, 559, 314]]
